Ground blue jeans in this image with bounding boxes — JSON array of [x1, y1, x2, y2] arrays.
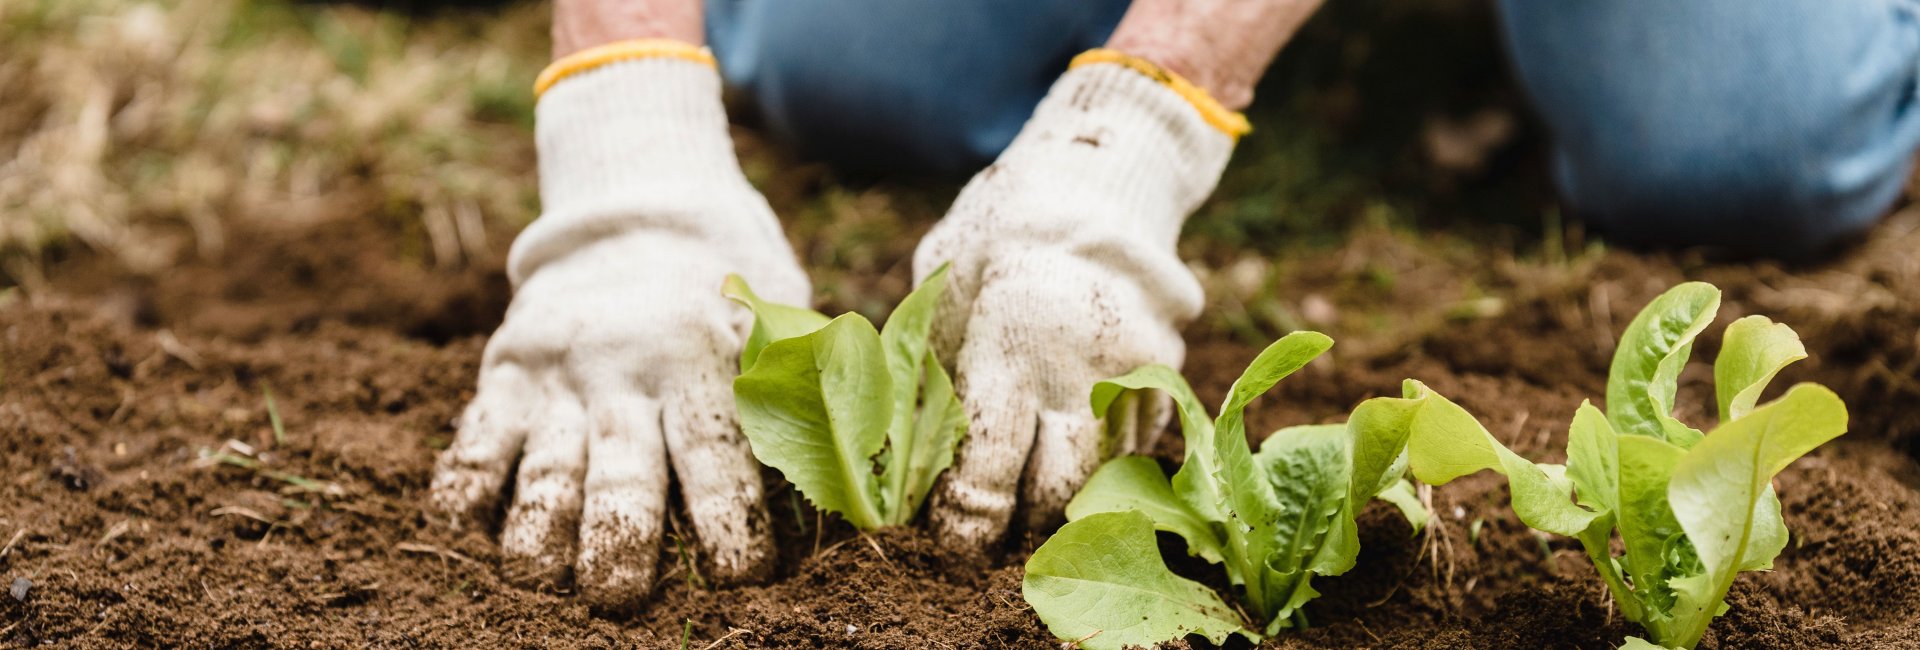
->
[[707, 0, 1920, 257]]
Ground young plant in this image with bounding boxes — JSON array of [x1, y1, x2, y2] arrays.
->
[[1373, 282, 1847, 649], [1022, 332, 1428, 649], [725, 266, 966, 531]]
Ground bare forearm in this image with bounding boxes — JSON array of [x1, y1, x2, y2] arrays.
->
[[1104, 0, 1325, 110], [552, 0, 704, 58]]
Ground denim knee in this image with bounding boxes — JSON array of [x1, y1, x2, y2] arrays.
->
[[1551, 133, 1913, 259], [1500, 0, 1920, 258]]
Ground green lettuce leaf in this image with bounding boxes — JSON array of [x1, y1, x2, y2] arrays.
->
[[1400, 380, 1601, 537], [1215, 332, 1334, 613], [1397, 283, 1849, 649], [1066, 456, 1225, 564], [876, 266, 960, 524], [1044, 331, 1419, 640], [1374, 479, 1428, 535], [1606, 282, 1719, 446], [1253, 424, 1350, 630], [884, 351, 964, 525], [722, 274, 831, 372], [1565, 402, 1619, 513], [1712, 315, 1806, 422], [733, 314, 890, 530], [1092, 364, 1224, 526], [1615, 433, 1687, 623], [1661, 384, 1847, 648], [1023, 511, 1252, 650]]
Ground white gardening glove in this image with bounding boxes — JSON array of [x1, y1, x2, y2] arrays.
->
[[915, 51, 1246, 554], [428, 41, 808, 609]]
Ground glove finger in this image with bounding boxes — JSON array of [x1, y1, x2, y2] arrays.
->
[[498, 376, 590, 591], [1021, 406, 1108, 533], [430, 361, 538, 530], [663, 359, 773, 585], [574, 391, 670, 612], [930, 363, 1039, 557]]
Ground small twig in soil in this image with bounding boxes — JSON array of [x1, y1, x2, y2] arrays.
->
[[108, 389, 134, 426], [1061, 629, 1102, 649], [395, 542, 481, 567], [209, 505, 293, 547], [651, 563, 687, 593], [858, 533, 893, 568], [1357, 620, 1383, 644], [812, 509, 824, 556], [95, 520, 132, 551], [1229, 600, 1256, 629], [0, 527, 26, 561], [699, 627, 751, 650], [1602, 581, 1615, 625], [155, 330, 205, 370], [813, 535, 860, 561]]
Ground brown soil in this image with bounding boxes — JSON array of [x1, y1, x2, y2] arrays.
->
[[5, 207, 1920, 649]]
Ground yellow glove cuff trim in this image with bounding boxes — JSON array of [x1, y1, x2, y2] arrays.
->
[[1069, 48, 1252, 139], [535, 39, 717, 97]]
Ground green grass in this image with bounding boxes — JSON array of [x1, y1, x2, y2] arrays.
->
[[1, 0, 547, 275], [263, 386, 287, 446]]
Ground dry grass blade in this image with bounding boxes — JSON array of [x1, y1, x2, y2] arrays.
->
[[1060, 629, 1103, 649], [395, 541, 480, 567], [859, 533, 894, 568], [700, 627, 753, 650], [0, 528, 26, 562], [263, 386, 286, 446], [196, 444, 346, 497], [154, 330, 205, 369], [96, 520, 132, 548], [210, 505, 281, 526]]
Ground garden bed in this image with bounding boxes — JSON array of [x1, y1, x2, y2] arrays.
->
[[4, 211, 1918, 649]]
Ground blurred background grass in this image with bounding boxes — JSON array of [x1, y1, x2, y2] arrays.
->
[[0, 0, 1571, 348], [1, 0, 546, 275]]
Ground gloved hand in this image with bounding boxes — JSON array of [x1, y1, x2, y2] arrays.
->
[[915, 51, 1246, 554], [428, 41, 809, 609]]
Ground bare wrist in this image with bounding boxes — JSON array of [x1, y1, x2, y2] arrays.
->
[[1104, 0, 1324, 111], [552, 0, 704, 59]]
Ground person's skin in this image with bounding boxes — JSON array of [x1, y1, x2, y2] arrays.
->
[[1106, 0, 1325, 111], [552, 0, 704, 56], [455, 0, 1327, 596], [550, 0, 1324, 108]]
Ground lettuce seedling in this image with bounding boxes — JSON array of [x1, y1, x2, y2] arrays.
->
[[725, 266, 965, 531], [1022, 332, 1428, 649], [1374, 282, 1847, 649]]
